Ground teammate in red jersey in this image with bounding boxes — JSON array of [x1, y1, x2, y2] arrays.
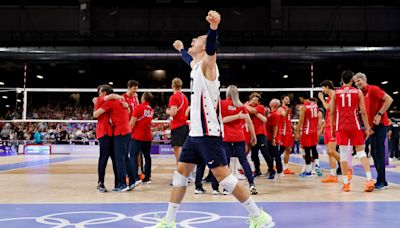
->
[[296, 93, 322, 177], [330, 70, 374, 192], [278, 95, 295, 175]]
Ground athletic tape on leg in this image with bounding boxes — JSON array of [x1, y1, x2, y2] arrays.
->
[[172, 171, 188, 187], [220, 174, 239, 193], [339, 146, 349, 162]]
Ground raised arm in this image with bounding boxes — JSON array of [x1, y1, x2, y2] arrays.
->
[[201, 10, 221, 81], [173, 40, 194, 69]]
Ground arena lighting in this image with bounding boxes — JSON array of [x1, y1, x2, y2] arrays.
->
[[381, 81, 388, 85], [2, 96, 8, 99], [0, 82, 4, 85], [5, 105, 9, 108], [283, 75, 288, 79], [393, 91, 399, 95], [37, 75, 44, 79], [109, 82, 114, 85], [16, 99, 21, 102]]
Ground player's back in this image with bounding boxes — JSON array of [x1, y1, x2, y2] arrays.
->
[[335, 86, 361, 132], [303, 101, 318, 135]]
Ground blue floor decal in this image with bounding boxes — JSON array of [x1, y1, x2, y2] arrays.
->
[[0, 202, 399, 227]]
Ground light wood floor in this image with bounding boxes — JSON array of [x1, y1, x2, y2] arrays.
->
[[0, 154, 399, 204]]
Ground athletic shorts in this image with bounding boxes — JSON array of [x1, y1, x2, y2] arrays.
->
[[280, 133, 294, 147], [336, 129, 364, 146], [300, 133, 318, 147], [324, 128, 336, 145], [171, 124, 189, 147], [179, 136, 228, 169]]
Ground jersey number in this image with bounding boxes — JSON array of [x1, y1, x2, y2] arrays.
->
[[340, 94, 351, 107], [311, 108, 318, 118]]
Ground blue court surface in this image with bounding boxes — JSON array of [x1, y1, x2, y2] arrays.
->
[[0, 202, 399, 228]]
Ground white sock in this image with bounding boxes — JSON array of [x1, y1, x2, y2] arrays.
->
[[343, 176, 349, 184], [283, 163, 288, 170], [366, 171, 372, 181], [347, 147, 353, 168], [330, 169, 337, 176], [306, 164, 312, 172], [311, 162, 315, 170], [314, 159, 320, 167], [165, 202, 180, 224], [242, 198, 261, 217]]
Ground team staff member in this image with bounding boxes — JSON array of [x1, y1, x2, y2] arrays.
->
[[130, 92, 155, 184], [166, 78, 189, 164], [93, 85, 131, 192], [354, 72, 393, 190]]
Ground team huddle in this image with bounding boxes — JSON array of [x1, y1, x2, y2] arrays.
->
[[92, 10, 392, 228]]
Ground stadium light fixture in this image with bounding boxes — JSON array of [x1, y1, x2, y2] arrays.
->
[[283, 75, 288, 79], [37, 75, 44, 79], [17, 99, 21, 102], [2, 96, 8, 99], [381, 81, 388, 85], [109, 82, 114, 85], [0, 82, 4, 85], [393, 91, 399, 95], [5, 105, 9, 108]]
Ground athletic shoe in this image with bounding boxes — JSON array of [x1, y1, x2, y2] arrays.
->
[[253, 171, 262, 178], [364, 180, 374, 192], [374, 182, 389, 190], [268, 171, 276, 180], [248, 209, 275, 228], [283, 168, 295, 175], [315, 165, 323, 177], [97, 182, 107, 193], [212, 190, 220, 195], [222, 189, 230, 195], [149, 219, 176, 228], [249, 184, 258, 195], [194, 187, 206, 194], [116, 184, 129, 192], [342, 183, 350, 192], [142, 177, 151, 184], [321, 175, 338, 183], [129, 180, 142, 190], [299, 171, 312, 178], [347, 169, 353, 181]]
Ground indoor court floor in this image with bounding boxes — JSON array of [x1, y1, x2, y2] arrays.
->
[[0, 153, 399, 227]]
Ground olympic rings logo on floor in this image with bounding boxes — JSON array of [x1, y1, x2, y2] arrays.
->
[[0, 210, 248, 227]]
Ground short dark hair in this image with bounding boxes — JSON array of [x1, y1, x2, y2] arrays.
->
[[341, 70, 354, 84], [281, 95, 289, 101], [320, 80, 334, 89], [100, 84, 113, 95], [250, 92, 261, 100], [127, 80, 139, 88], [299, 92, 310, 99], [142, 92, 153, 102], [310, 97, 318, 102]]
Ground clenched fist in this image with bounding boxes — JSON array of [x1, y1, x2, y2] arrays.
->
[[173, 40, 184, 52], [206, 10, 221, 30]]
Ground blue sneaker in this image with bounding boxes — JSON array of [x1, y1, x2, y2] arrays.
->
[[315, 165, 323, 177], [299, 171, 312, 177], [115, 184, 129, 192], [268, 171, 276, 180], [374, 182, 389, 190]]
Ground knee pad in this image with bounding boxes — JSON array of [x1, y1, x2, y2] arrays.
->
[[172, 171, 188, 187], [219, 174, 238, 194], [356, 150, 367, 159], [339, 146, 349, 162]]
